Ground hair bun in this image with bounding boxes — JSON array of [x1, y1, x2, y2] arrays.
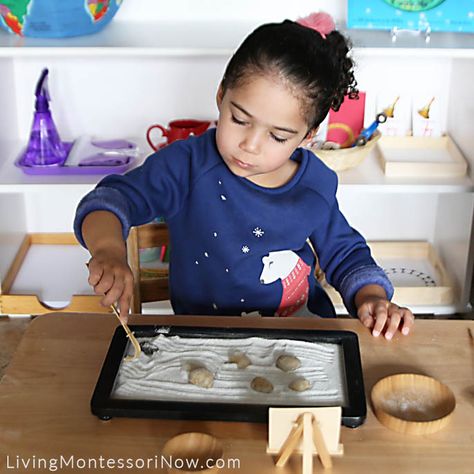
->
[[297, 12, 335, 39]]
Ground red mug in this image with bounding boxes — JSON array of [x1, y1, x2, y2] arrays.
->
[[146, 119, 213, 151]]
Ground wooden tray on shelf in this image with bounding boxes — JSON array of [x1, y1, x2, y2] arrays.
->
[[324, 241, 455, 307], [0, 233, 110, 315], [376, 135, 468, 178]]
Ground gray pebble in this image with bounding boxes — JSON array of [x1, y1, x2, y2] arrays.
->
[[276, 355, 301, 372], [189, 367, 214, 389], [289, 377, 311, 392], [251, 376, 274, 393], [228, 351, 251, 369]]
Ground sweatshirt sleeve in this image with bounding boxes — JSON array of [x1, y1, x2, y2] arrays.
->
[[74, 140, 193, 248], [309, 170, 393, 317]]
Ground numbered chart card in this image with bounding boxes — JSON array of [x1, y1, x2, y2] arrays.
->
[[347, 0, 474, 33]]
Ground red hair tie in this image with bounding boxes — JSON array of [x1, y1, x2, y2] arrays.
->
[[297, 12, 335, 39]]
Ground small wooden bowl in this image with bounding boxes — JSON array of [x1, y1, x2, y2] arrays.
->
[[161, 432, 224, 473], [311, 130, 381, 172], [371, 373, 455, 435]]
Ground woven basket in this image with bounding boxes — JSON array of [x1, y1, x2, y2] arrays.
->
[[309, 130, 381, 172]]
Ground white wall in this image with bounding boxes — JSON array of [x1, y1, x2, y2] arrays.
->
[[355, 55, 452, 131], [12, 57, 225, 141], [116, 0, 347, 25], [0, 59, 17, 141], [10, 54, 453, 142], [337, 192, 438, 242], [448, 59, 474, 174]]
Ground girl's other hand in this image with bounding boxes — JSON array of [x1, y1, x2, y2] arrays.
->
[[357, 297, 415, 340], [87, 250, 134, 320]]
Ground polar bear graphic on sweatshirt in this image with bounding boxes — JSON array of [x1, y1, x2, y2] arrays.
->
[[259, 250, 311, 317]]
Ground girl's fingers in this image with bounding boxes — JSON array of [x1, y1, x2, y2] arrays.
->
[[360, 299, 415, 339], [118, 278, 134, 318], [101, 277, 125, 308], [384, 308, 402, 340], [94, 270, 115, 296], [87, 261, 104, 287], [357, 304, 374, 329], [400, 308, 415, 335], [118, 296, 131, 322], [361, 315, 374, 329], [372, 301, 389, 337]]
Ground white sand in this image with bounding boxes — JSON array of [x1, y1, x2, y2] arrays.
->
[[382, 390, 440, 421], [112, 335, 348, 406]]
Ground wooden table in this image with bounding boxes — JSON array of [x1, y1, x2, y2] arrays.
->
[[0, 314, 473, 473]]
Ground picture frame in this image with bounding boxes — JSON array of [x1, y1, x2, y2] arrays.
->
[[91, 326, 366, 428]]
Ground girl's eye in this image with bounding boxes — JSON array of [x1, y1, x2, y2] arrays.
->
[[270, 133, 288, 144], [231, 115, 247, 126]]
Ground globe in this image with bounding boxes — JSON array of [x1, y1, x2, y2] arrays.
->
[[0, 0, 123, 38]]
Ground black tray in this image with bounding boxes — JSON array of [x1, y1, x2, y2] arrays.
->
[[91, 326, 366, 428]]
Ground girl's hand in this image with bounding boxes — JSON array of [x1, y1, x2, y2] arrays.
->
[[357, 296, 415, 340], [87, 249, 134, 320]]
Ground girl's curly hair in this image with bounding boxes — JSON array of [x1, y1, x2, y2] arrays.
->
[[221, 20, 358, 130]]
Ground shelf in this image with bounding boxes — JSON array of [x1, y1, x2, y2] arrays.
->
[[0, 139, 472, 193], [335, 148, 474, 193], [0, 22, 473, 58], [347, 29, 474, 58], [0, 138, 147, 193], [0, 21, 252, 57]]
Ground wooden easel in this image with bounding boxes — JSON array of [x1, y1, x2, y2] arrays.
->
[[267, 407, 343, 473]]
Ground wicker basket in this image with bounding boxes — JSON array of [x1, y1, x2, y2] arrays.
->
[[309, 130, 381, 172]]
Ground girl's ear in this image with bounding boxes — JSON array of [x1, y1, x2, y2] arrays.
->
[[301, 127, 319, 146], [216, 83, 225, 110]]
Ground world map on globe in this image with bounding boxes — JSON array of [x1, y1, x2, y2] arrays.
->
[[0, 0, 123, 37]]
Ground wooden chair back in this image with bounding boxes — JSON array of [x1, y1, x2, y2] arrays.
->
[[127, 223, 170, 313]]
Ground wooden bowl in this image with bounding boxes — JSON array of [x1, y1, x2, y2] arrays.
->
[[371, 373, 455, 435], [162, 432, 224, 473], [311, 130, 381, 172]]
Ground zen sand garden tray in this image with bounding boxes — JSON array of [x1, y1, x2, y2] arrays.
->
[[91, 326, 366, 428]]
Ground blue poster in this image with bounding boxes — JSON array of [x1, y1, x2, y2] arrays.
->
[[347, 0, 474, 33]]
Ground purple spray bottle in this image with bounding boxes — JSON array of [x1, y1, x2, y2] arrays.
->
[[22, 68, 67, 167]]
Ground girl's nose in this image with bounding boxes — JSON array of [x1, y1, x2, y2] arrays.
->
[[239, 129, 262, 154]]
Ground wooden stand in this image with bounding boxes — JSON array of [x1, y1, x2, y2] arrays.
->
[[267, 407, 343, 473]]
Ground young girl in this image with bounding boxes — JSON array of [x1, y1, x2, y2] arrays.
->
[[74, 12, 414, 340]]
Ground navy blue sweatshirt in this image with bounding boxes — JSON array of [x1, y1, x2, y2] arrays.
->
[[74, 129, 393, 317]]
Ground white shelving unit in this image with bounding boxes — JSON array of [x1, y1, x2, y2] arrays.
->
[[1, 0, 473, 315]]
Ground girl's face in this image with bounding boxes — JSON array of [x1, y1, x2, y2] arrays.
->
[[216, 74, 314, 188]]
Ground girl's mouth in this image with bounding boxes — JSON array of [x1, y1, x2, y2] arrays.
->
[[234, 158, 253, 169]]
